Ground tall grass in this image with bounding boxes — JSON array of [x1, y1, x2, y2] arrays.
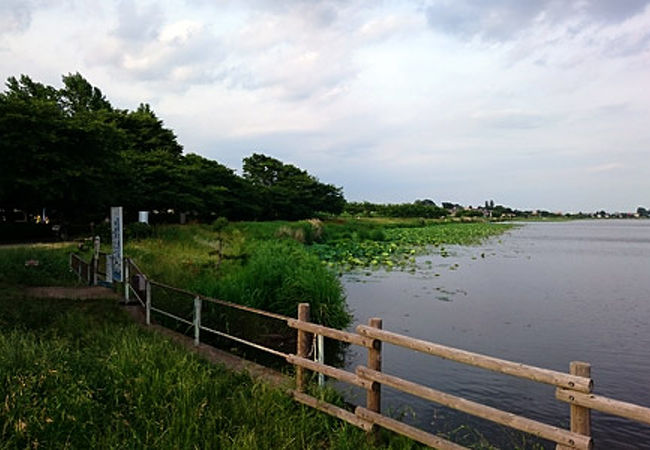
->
[[126, 226, 350, 328], [0, 293, 419, 449], [208, 240, 349, 328]]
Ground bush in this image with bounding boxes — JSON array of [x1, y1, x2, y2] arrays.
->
[[215, 240, 350, 328], [124, 222, 153, 240]]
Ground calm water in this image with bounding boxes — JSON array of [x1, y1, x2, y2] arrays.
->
[[340, 220, 650, 449]]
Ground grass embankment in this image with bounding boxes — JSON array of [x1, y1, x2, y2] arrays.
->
[[0, 245, 420, 449]]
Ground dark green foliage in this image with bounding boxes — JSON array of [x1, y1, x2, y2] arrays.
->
[[243, 153, 345, 220], [1, 73, 342, 229], [345, 201, 447, 219], [211, 217, 229, 233], [125, 222, 153, 240]]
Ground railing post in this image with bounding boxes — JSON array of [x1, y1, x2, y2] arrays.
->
[[105, 254, 112, 283], [123, 258, 130, 303], [570, 361, 591, 436], [92, 236, 100, 285], [367, 317, 383, 414], [556, 361, 592, 450], [145, 278, 151, 326], [296, 303, 311, 392], [315, 334, 325, 387], [194, 296, 202, 346]]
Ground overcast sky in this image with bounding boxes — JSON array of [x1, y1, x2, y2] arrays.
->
[[2, 0, 650, 212]]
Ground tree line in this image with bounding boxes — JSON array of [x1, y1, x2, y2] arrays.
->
[[0, 73, 345, 226]]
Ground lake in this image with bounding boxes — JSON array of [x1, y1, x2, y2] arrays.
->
[[341, 220, 650, 448]]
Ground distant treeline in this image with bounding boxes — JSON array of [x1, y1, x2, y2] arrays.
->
[[0, 73, 344, 225], [344, 200, 448, 218]]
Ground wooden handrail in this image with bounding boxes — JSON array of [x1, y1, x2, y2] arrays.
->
[[287, 319, 373, 347], [357, 325, 593, 393], [357, 366, 592, 449], [286, 355, 373, 390], [292, 391, 373, 431], [355, 407, 469, 450], [556, 389, 650, 426]]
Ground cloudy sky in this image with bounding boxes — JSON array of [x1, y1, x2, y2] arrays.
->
[[2, 0, 650, 212]]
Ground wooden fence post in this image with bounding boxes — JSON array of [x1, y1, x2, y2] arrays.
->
[[194, 297, 202, 346], [570, 362, 591, 436], [367, 317, 383, 414], [296, 303, 311, 392], [145, 279, 151, 326], [92, 236, 100, 285], [105, 254, 112, 283], [123, 258, 130, 303], [556, 361, 592, 450]]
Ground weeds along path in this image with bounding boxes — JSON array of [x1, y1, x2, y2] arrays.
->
[[19, 287, 290, 388], [122, 302, 290, 388]]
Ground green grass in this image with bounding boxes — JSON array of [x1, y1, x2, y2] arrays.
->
[[0, 243, 80, 286], [0, 291, 423, 449]]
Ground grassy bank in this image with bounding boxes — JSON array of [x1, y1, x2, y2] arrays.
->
[[0, 245, 410, 448], [0, 288, 429, 449]]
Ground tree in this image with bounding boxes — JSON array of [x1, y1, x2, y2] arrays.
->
[[0, 74, 124, 222], [59, 72, 112, 116], [116, 103, 183, 156], [243, 153, 344, 219]]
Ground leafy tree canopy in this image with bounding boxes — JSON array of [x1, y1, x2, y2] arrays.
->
[[1, 74, 346, 227]]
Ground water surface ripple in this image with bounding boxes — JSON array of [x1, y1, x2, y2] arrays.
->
[[342, 220, 650, 448]]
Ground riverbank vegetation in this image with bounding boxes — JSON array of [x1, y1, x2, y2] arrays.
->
[[0, 253, 421, 449], [118, 218, 512, 328]]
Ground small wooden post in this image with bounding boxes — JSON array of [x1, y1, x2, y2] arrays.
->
[[105, 254, 112, 283], [367, 317, 383, 414], [556, 361, 592, 450], [296, 303, 311, 392], [193, 297, 202, 346], [570, 361, 591, 435], [145, 278, 151, 325], [123, 258, 130, 303], [92, 236, 100, 285]]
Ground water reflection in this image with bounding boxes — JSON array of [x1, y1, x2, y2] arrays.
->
[[342, 220, 650, 448]]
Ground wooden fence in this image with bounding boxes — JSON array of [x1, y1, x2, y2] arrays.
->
[[72, 253, 650, 449]]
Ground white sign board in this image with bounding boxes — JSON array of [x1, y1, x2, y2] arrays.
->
[[111, 206, 124, 282]]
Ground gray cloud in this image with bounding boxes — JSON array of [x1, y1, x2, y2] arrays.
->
[[424, 0, 650, 42], [0, 0, 63, 35], [112, 0, 164, 43]]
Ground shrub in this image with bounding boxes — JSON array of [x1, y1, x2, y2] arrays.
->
[[215, 240, 350, 328]]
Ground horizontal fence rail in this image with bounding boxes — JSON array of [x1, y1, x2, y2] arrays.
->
[[356, 325, 593, 393], [71, 252, 650, 449]]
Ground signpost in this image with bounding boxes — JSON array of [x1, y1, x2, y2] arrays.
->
[[111, 207, 123, 282]]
